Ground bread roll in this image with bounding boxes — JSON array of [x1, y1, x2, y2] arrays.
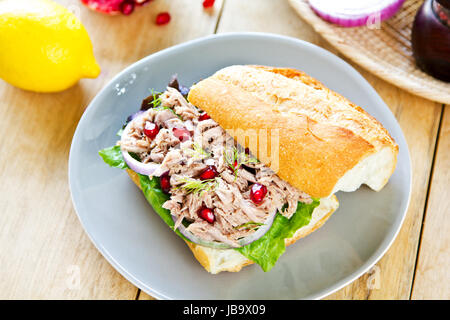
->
[[188, 65, 398, 198], [123, 65, 397, 273]]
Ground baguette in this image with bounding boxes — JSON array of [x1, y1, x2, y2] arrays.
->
[[188, 65, 398, 198], [118, 65, 397, 273]]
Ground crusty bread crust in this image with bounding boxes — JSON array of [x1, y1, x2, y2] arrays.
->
[[188, 65, 398, 198], [126, 169, 338, 274]]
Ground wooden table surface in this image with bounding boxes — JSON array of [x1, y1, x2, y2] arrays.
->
[[0, 0, 448, 300]]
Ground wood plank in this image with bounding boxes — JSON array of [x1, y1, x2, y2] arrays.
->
[[0, 0, 222, 299], [411, 106, 450, 300], [218, 0, 322, 43], [138, 290, 156, 300], [218, 0, 442, 299]]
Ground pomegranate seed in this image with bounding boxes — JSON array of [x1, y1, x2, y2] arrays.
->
[[199, 165, 218, 180], [198, 207, 215, 224], [173, 127, 191, 142], [81, 0, 121, 15], [250, 183, 267, 205], [120, 1, 135, 15], [160, 171, 171, 194], [156, 12, 171, 25], [203, 0, 215, 8], [198, 112, 211, 121], [144, 121, 159, 139]]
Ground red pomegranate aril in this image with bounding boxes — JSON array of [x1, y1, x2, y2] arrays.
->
[[82, 0, 150, 15], [198, 112, 211, 121], [120, 1, 135, 15], [203, 0, 215, 8], [160, 171, 171, 194], [199, 165, 218, 180], [143, 121, 159, 139], [173, 127, 191, 142], [198, 207, 215, 224], [250, 183, 267, 205], [156, 12, 171, 25]]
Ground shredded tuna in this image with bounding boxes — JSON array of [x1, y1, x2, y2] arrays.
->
[[120, 87, 313, 246]]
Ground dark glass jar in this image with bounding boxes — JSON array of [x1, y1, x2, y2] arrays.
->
[[411, 0, 450, 82]]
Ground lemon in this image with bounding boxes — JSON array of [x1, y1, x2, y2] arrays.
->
[[0, 0, 100, 92]]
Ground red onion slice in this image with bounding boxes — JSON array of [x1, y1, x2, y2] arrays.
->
[[122, 150, 160, 176], [309, 0, 405, 27], [237, 210, 276, 246], [120, 111, 161, 176], [172, 209, 277, 249]]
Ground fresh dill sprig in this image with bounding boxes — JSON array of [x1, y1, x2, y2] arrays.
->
[[175, 177, 218, 195], [153, 105, 183, 120], [234, 221, 264, 230], [224, 147, 259, 178], [188, 142, 212, 159], [181, 142, 211, 160], [148, 89, 162, 108]]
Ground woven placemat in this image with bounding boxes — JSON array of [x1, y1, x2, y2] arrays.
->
[[288, 0, 450, 104]]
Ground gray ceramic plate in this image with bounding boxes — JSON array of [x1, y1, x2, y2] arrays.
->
[[69, 33, 411, 299]]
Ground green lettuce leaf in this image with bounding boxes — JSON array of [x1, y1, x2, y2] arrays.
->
[[99, 145, 320, 271], [236, 199, 320, 272], [138, 174, 189, 241], [98, 145, 188, 241], [98, 145, 128, 169]]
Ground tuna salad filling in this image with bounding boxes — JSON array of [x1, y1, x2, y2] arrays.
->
[[119, 87, 312, 248]]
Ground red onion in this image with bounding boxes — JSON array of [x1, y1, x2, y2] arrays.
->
[[122, 150, 160, 176], [309, 0, 405, 27], [126, 110, 144, 123], [172, 210, 277, 249], [120, 112, 161, 176]]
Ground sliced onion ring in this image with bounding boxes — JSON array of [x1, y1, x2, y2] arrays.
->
[[172, 209, 277, 249], [120, 111, 161, 176], [309, 0, 405, 27], [122, 150, 160, 176]]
